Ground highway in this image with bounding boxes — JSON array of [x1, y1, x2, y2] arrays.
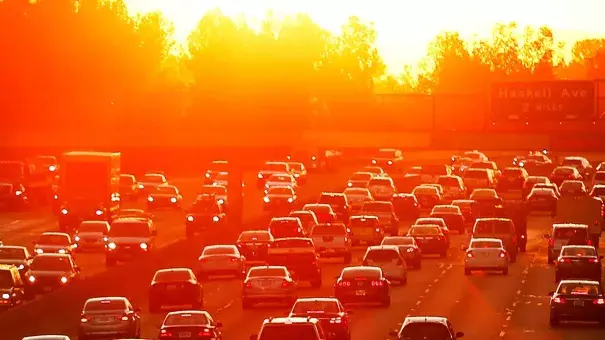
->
[[0, 150, 604, 340]]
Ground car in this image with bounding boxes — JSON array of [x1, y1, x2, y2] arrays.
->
[[359, 201, 399, 236], [317, 192, 351, 221], [594, 171, 605, 186], [250, 317, 327, 340], [451, 199, 474, 223], [559, 180, 587, 197], [264, 173, 298, 192], [27, 254, 80, 293], [412, 186, 441, 210], [309, 223, 352, 263], [391, 193, 420, 221], [119, 174, 139, 201], [430, 205, 465, 234], [389, 316, 464, 339], [419, 165, 452, 184], [498, 167, 528, 190], [0, 183, 28, 210], [197, 245, 246, 279], [590, 184, 605, 201], [451, 156, 474, 174], [534, 183, 561, 197], [371, 148, 403, 172], [242, 266, 297, 309], [436, 175, 466, 200], [147, 185, 183, 210], [347, 215, 383, 246], [149, 268, 203, 312], [185, 194, 226, 237], [0, 245, 34, 281], [198, 184, 228, 207], [560, 156, 593, 178], [287, 162, 308, 184], [472, 218, 518, 262], [257, 162, 291, 188], [362, 246, 408, 284], [367, 176, 396, 201], [414, 217, 451, 244], [523, 175, 551, 197], [463, 168, 496, 191], [346, 172, 374, 189], [32, 232, 75, 256], [555, 245, 603, 282], [289, 210, 319, 234], [334, 266, 390, 307], [236, 230, 274, 263], [470, 188, 502, 208], [302, 204, 337, 224], [213, 172, 244, 189], [263, 186, 297, 211], [204, 160, 229, 183], [0, 264, 27, 308], [526, 187, 558, 213], [266, 238, 321, 287], [549, 280, 605, 326], [545, 224, 591, 264], [74, 221, 109, 251], [361, 166, 386, 178], [106, 218, 157, 266], [380, 236, 422, 269], [268, 217, 305, 238], [138, 173, 168, 195], [463, 238, 509, 275], [394, 174, 422, 194], [550, 166, 582, 186], [407, 225, 448, 257], [159, 310, 222, 339], [288, 298, 351, 340], [78, 297, 141, 339], [470, 160, 500, 177]]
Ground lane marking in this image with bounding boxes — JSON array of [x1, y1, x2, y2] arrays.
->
[[499, 331, 505, 337], [425, 289, 430, 293], [521, 280, 526, 284], [506, 316, 511, 321], [216, 300, 234, 312], [516, 290, 521, 295], [536, 302, 542, 306], [416, 300, 421, 306], [434, 279, 439, 283]]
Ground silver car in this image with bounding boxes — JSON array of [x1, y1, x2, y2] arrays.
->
[[197, 245, 246, 279], [32, 232, 75, 255], [242, 266, 297, 309], [78, 297, 141, 339], [310, 223, 352, 263], [74, 221, 109, 251]]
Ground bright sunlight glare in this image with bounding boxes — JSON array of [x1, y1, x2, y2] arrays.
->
[[125, 0, 605, 74]]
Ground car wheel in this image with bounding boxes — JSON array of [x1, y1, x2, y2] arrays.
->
[[381, 297, 391, 307]]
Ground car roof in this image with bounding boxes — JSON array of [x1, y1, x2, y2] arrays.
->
[[350, 215, 379, 220], [342, 266, 381, 273], [476, 218, 511, 222], [22, 336, 71, 340], [263, 317, 320, 325], [470, 238, 503, 244], [561, 245, 595, 250], [86, 296, 127, 303], [553, 223, 588, 229], [166, 310, 211, 317], [321, 192, 345, 196], [34, 253, 71, 259], [295, 297, 339, 303], [41, 232, 69, 237], [271, 217, 299, 222], [0, 245, 27, 250], [155, 268, 192, 274], [558, 279, 601, 285], [366, 245, 400, 252], [403, 316, 449, 326]]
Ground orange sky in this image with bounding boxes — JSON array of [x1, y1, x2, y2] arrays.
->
[[125, 0, 605, 74]]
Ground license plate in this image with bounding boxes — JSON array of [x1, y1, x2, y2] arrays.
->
[[484, 253, 490, 257], [43, 286, 52, 292], [574, 300, 584, 307], [326, 249, 336, 253], [356, 290, 366, 296], [97, 317, 113, 323], [179, 332, 192, 338], [418, 239, 427, 243], [166, 285, 177, 290]]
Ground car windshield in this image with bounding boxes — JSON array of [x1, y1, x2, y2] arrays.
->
[[203, 247, 236, 256], [164, 313, 209, 326], [268, 175, 292, 183], [31, 256, 72, 271], [190, 201, 220, 214], [558, 282, 601, 295], [452, 201, 472, 209], [368, 178, 392, 186], [502, 169, 523, 177], [156, 186, 177, 195], [471, 190, 496, 199], [38, 235, 69, 245], [562, 247, 596, 256], [437, 177, 459, 186], [341, 268, 381, 280], [400, 323, 451, 339], [79, 223, 108, 233], [248, 267, 287, 277], [422, 165, 448, 175], [268, 187, 293, 195], [264, 163, 288, 172], [561, 182, 584, 191], [409, 227, 440, 235], [382, 237, 414, 246], [349, 218, 378, 227], [351, 173, 372, 181], [119, 176, 134, 185], [0, 247, 26, 260], [288, 163, 303, 171], [238, 231, 271, 242], [291, 301, 340, 314], [365, 249, 399, 262], [109, 222, 149, 237], [471, 240, 501, 248], [530, 188, 555, 196], [142, 174, 164, 183], [84, 299, 126, 312], [432, 206, 459, 214], [318, 195, 345, 205], [464, 170, 488, 179], [592, 187, 605, 196], [311, 224, 346, 236], [259, 324, 319, 340], [344, 188, 369, 196], [416, 219, 443, 226], [362, 202, 391, 212], [200, 186, 226, 195], [290, 213, 312, 223], [0, 271, 14, 289], [554, 228, 587, 239], [553, 167, 574, 175], [562, 159, 583, 167], [273, 239, 313, 248], [474, 220, 513, 234], [153, 270, 191, 282]]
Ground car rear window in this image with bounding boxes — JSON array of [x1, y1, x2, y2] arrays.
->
[[362, 202, 392, 212], [437, 177, 460, 186], [85, 299, 126, 311], [153, 270, 191, 282], [311, 225, 346, 236], [365, 249, 399, 262], [471, 240, 501, 248], [464, 170, 488, 179], [368, 178, 393, 187], [202, 247, 236, 256], [558, 282, 602, 295], [259, 324, 318, 340], [318, 195, 346, 205], [554, 228, 587, 239], [238, 231, 271, 242], [341, 268, 381, 280], [291, 301, 340, 314], [273, 239, 313, 248], [164, 313, 209, 326], [400, 323, 450, 338], [474, 220, 514, 234], [561, 247, 596, 256], [248, 267, 287, 277]]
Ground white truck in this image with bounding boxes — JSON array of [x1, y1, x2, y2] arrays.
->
[[554, 196, 603, 248]]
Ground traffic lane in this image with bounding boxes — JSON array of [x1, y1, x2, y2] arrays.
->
[[501, 236, 605, 340], [0, 169, 353, 339]]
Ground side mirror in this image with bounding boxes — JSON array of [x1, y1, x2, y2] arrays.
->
[[548, 291, 554, 296], [249, 335, 258, 340], [389, 330, 399, 337], [151, 230, 158, 236], [216, 321, 223, 328], [456, 331, 464, 338]]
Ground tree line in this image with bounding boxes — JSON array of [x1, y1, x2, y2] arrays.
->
[[1, 0, 604, 135]]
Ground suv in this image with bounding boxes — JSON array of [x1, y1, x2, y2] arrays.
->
[[472, 218, 518, 262], [317, 193, 351, 221], [250, 317, 327, 340], [106, 218, 157, 266], [309, 223, 352, 263], [389, 316, 464, 339], [0, 264, 27, 307], [185, 194, 226, 237], [266, 241, 322, 288], [544, 224, 590, 264]]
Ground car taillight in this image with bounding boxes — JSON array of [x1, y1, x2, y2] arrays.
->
[[244, 281, 252, 288], [553, 296, 565, 304], [593, 298, 605, 305], [466, 251, 474, 258], [375, 228, 381, 233], [282, 280, 292, 288], [587, 240, 593, 246], [160, 329, 174, 338], [589, 258, 599, 263], [558, 258, 571, 263], [371, 280, 384, 287], [80, 314, 90, 323], [337, 281, 351, 287], [548, 239, 554, 247], [330, 317, 342, 324], [198, 328, 213, 337], [499, 251, 506, 258], [121, 314, 130, 321], [229, 258, 239, 262]]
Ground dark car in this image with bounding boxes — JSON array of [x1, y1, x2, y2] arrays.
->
[[159, 310, 222, 340], [412, 186, 441, 211], [407, 225, 448, 258], [527, 188, 558, 213], [381, 236, 422, 269], [334, 266, 390, 307], [289, 298, 351, 340], [389, 316, 464, 339], [430, 210, 465, 234], [318, 192, 351, 222], [185, 195, 226, 238], [0, 264, 28, 308], [266, 242, 321, 288], [149, 268, 203, 313], [26, 254, 81, 293], [549, 280, 605, 326], [236, 230, 274, 262], [555, 246, 603, 282], [391, 193, 420, 221], [268, 217, 305, 238], [0, 245, 34, 282]]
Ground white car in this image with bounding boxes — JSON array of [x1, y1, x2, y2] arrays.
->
[[343, 187, 373, 211], [74, 221, 109, 251], [309, 223, 352, 263], [197, 245, 246, 279], [464, 238, 509, 275], [367, 177, 396, 201], [362, 245, 408, 285], [437, 175, 466, 200], [264, 173, 298, 192]]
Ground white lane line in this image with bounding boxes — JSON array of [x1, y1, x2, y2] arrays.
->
[[499, 331, 505, 337], [536, 302, 542, 306], [516, 290, 521, 295], [521, 280, 526, 284], [441, 270, 447, 275], [416, 301, 421, 306], [506, 316, 511, 321], [434, 279, 439, 283], [425, 289, 430, 293], [512, 302, 517, 307], [216, 300, 234, 312]]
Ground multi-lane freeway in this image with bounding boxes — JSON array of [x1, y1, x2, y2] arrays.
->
[[0, 150, 604, 340]]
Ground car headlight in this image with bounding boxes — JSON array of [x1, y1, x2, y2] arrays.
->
[[28, 276, 36, 282], [294, 173, 300, 178], [187, 215, 194, 222], [388, 161, 393, 165], [147, 196, 154, 202], [258, 173, 263, 179], [372, 159, 377, 164], [140, 243, 148, 250], [53, 194, 59, 200], [347, 182, 352, 187], [95, 209, 103, 216], [407, 247, 415, 253], [103, 236, 108, 242], [205, 173, 211, 178], [212, 216, 220, 222], [17, 264, 24, 270], [35, 248, 43, 254], [107, 242, 117, 250], [217, 198, 225, 205], [61, 208, 68, 215], [15, 190, 22, 196], [138, 184, 144, 189], [49, 165, 56, 172], [288, 197, 294, 203], [74, 235, 80, 242], [60, 276, 68, 284], [58, 249, 66, 254], [170, 197, 177, 203], [263, 197, 270, 203], [1, 293, 9, 299]]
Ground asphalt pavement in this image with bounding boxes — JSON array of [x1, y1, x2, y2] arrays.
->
[[1, 150, 605, 340]]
